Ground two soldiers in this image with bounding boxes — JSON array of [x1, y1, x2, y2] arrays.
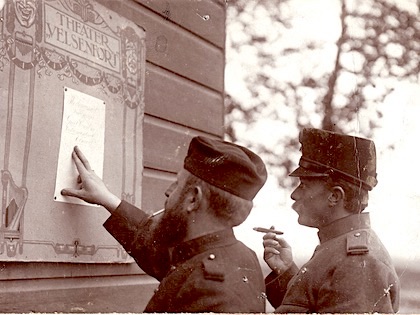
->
[[62, 128, 399, 313]]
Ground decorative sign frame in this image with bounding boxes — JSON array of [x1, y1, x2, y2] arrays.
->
[[0, 0, 146, 262]]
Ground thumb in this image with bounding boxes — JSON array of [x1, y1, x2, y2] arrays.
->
[[61, 188, 82, 199]]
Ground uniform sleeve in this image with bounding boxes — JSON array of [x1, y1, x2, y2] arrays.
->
[[103, 201, 148, 247], [174, 267, 266, 313], [265, 264, 299, 309], [103, 201, 170, 280], [316, 255, 400, 313]]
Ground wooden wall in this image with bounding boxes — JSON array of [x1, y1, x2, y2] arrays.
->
[[0, 0, 225, 312]]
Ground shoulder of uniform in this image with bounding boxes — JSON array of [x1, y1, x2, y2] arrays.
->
[[346, 230, 370, 255], [201, 253, 225, 282]]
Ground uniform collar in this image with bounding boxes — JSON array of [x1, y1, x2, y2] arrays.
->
[[171, 228, 237, 266], [317, 212, 371, 244]]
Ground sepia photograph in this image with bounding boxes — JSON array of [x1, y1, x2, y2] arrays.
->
[[0, 0, 418, 313]]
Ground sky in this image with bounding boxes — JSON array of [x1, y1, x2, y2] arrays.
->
[[227, 0, 420, 271]]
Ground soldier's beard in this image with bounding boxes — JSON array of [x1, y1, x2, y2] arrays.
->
[[154, 195, 189, 248]]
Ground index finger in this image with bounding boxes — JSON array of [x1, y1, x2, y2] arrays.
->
[[71, 147, 92, 177], [73, 146, 93, 171]]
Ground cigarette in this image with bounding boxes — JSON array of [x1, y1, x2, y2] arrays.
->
[[253, 227, 284, 235], [151, 208, 165, 217]]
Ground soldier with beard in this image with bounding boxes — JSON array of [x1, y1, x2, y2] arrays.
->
[[61, 136, 268, 313]]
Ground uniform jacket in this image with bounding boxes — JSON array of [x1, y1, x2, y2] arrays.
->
[[103, 201, 266, 313], [266, 213, 400, 313]]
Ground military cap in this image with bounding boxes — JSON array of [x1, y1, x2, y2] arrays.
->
[[290, 128, 377, 190], [184, 136, 267, 200]]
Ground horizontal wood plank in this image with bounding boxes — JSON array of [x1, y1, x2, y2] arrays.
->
[[98, 0, 225, 91], [0, 261, 143, 280], [138, 0, 226, 49], [0, 274, 158, 313], [143, 115, 223, 172], [145, 63, 224, 136], [143, 116, 195, 172]]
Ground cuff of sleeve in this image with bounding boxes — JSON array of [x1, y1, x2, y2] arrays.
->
[[111, 200, 147, 220], [265, 263, 299, 287], [103, 200, 148, 236], [265, 264, 299, 309]]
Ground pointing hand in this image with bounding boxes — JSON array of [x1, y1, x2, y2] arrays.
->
[[61, 146, 121, 211]]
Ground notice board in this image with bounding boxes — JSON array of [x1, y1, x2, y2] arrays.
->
[[0, 0, 146, 262]]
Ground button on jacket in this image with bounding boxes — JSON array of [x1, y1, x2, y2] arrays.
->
[[103, 201, 266, 313], [265, 213, 400, 313]]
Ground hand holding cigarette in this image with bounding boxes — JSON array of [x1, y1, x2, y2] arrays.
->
[[261, 227, 293, 276]]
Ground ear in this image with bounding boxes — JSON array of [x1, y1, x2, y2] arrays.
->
[[186, 185, 203, 212], [328, 186, 345, 207]]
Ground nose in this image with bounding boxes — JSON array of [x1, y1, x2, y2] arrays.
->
[[290, 186, 299, 201], [164, 182, 176, 197]]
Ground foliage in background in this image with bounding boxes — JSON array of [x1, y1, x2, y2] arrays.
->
[[225, 0, 419, 187]]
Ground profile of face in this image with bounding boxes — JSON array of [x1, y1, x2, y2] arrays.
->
[[13, 0, 37, 27], [290, 177, 333, 228]]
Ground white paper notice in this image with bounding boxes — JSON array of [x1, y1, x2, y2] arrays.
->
[[54, 87, 106, 206]]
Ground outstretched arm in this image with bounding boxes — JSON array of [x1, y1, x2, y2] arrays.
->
[[61, 146, 121, 212]]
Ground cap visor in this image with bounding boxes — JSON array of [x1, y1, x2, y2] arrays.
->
[[289, 166, 328, 178]]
